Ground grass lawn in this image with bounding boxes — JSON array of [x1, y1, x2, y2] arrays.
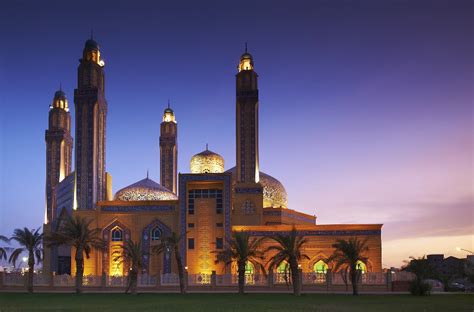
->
[[0, 293, 472, 312]]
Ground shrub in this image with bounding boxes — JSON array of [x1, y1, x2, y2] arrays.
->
[[409, 279, 432, 296]]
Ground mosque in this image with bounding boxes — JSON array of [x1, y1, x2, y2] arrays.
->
[[43, 38, 382, 279]]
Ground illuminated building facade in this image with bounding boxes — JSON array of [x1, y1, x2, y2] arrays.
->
[[45, 89, 73, 224], [43, 38, 382, 277]]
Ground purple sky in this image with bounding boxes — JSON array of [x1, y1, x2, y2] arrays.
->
[[0, 0, 472, 267]]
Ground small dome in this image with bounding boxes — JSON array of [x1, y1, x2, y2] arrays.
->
[[54, 90, 66, 99], [238, 47, 254, 72], [85, 39, 99, 50], [226, 167, 288, 208], [114, 176, 177, 201], [190, 148, 224, 173], [51, 89, 68, 110], [163, 105, 176, 123], [240, 52, 253, 60]]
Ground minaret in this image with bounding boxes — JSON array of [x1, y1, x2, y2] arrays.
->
[[74, 37, 107, 209], [236, 44, 259, 183], [45, 88, 73, 223], [233, 45, 264, 226], [160, 103, 178, 193]]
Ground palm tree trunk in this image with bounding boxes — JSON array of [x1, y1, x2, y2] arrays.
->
[[237, 260, 246, 295], [130, 270, 138, 295], [351, 269, 359, 296], [290, 259, 300, 296], [27, 250, 34, 293], [75, 250, 84, 294], [175, 250, 186, 294]]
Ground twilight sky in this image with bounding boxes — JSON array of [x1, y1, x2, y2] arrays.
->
[[0, 0, 472, 267]]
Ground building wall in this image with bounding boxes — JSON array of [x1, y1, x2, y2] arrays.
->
[[233, 224, 383, 273], [71, 200, 179, 276]]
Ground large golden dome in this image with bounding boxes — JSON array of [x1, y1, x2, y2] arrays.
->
[[190, 148, 224, 174], [226, 167, 288, 208], [114, 176, 177, 201]]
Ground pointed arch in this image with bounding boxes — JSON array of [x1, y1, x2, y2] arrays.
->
[[102, 219, 131, 276], [141, 219, 172, 273]]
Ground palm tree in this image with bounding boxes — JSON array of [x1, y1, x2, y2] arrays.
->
[[265, 227, 309, 296], [112, 239, 145, 295], [2, 228, 43, 293], [214, 231, 266, 295], [46, 215, 103, 294], [0, 235, 9, 262], [327, 237, 369, 295], [153, 231, 186, 294]]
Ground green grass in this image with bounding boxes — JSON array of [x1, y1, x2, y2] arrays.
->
[[0, 293, 472, 312]]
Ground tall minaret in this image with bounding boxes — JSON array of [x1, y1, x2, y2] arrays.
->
[[45, 88, 73, 223], [74, 38, 107, 209], [233, 46, 264, 226], [160, 103, 177, 193], [236, 45, 259, 183]]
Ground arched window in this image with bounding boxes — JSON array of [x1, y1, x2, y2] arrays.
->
[[111, 228, 123, 242], [313, 260, 328, 273], [151, 227, 162, 241], [356, 260, 367, 273], [277, 261, 289, 274], [245, 262, 254, 275]]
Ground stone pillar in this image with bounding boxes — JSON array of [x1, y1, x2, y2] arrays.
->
[[184, 270, 189, 290], [211, 270, 217, 289], [326, 269, 332, 292], [386, 271, 392, 291], [49, 271, 55, 287], [156, 271, 161, 289], [0, 271, 4, 289], [267, 270, 274, 288], [101, 271, 107, 288]]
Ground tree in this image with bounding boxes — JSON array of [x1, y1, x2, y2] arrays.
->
[[214, 231, 266, 295], [327, 237, 369, 296], [2, 228, 43, 293], [112, 239, 145, 295], [153, 231, 186, 294], [0, 236, 10, 262], [265, 227, 309, 296], [402, 256, 434, 295], [46, 215, 103, 294]]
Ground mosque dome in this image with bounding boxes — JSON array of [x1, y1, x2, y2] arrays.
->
[[226, 167, 288, 208], [190, 147, 224, 174], [114, 176, 177, 201]]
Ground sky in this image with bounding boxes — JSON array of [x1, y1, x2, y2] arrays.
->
[[0, 0, 472, 268]]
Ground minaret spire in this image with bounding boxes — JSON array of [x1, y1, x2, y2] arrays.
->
[[160, 104, 178, 193], [90, 29, 94, 40], [59, 82, 62, 91], [147, 169, 149, 179], [206, 143, 208, 151], [245, 42, 248, 53]]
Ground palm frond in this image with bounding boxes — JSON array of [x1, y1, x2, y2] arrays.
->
[[9, 248, 24, 268]]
